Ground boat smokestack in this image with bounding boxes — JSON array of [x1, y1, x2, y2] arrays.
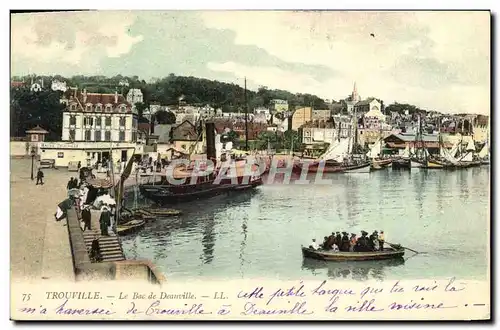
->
[[205, 122, 216, 161]]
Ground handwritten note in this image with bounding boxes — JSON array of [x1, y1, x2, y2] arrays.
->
[[11, 278, 489, 320]]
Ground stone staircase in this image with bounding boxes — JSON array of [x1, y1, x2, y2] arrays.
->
[[83, 230, 126, 262]]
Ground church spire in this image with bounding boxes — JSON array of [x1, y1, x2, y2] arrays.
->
[[352, 81, 359, 101]]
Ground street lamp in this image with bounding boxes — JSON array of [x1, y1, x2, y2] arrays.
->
[[30, 146, 36, 181]]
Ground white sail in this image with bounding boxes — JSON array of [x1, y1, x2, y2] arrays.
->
[[466, 139, 475, 151], [321, 138, 350, 161], [461, 152, 473, 162], [478, 142, 489, 159], [449, 142, 460, 158], [401, 144, 410, 158], [366, 138, 382, 158]]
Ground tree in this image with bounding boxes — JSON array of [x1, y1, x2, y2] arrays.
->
[[153, 110, 176, 124], [134, 102, 148, 119], [282, 130, 300, 151]]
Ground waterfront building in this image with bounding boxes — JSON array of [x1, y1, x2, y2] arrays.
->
[[51, 79, 68, 92], [171, 120, 203, 154], [39, 141, 140, 168], [312, 109, 332, 121], [291, 107, 312, 130], [332, 115, 353, 139], [270, 99, 289, 113], [300, 120, 336, 146], [383, 133, 452, 155], [126, 88, 143, 105], [61, 88, 138, 143], [472, 115, 489, 143]]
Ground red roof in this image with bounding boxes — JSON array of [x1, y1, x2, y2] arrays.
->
[[11, 81, 25, 87], [65, 89, 132, 113]]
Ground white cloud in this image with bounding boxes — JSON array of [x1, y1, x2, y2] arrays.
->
[[202, 11, 490, 114], [11, 12, 143, 66]]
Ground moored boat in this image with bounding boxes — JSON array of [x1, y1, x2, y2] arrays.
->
[[117, 219, 146, 236], [392, 158, 411, 170], [301, 246, 405, 261], [148, 208, 182, 216]]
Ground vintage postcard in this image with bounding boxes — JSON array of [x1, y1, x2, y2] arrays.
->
[[10, 10, 491, 321]]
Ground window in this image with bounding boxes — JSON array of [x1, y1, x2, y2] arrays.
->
[[69, 129, 75, 140], [121, 105, 127, 112], [96, 104, 102, 112], [70, 104, 77, 111], [86, 104, 92, 111], [106, 105, 112, 112], [69, 115, 76, 125], [96, 117, 102, 127], [119, 131, 125, 141], [85, 130, 91, 141], [57, 152, 64, 158], [132, 131, 137, 142], [95, 130, 101, 141], [119, 117, 126, 126], [105, 117, 111, 126], [105, 131, 111, 141]]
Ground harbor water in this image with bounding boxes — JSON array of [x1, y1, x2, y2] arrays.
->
[[121, 167, 490, 282]]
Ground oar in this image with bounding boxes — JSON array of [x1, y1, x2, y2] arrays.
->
[[386, 241, 420, 254]]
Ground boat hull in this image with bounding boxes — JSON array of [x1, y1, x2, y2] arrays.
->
[[410, 159, 424, 168], [293, 161, 371, 174], [139, 177, 263, 204], [392, 158, 411, 170], [301, 246, 405, 261], [117, 220, 145, 236]]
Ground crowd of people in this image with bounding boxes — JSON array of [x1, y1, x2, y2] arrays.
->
[[309, 230, 386, 252]]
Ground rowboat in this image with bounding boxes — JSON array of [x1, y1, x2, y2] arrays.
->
[[117, 219, 145, 236], [148, 209, 182, 216], [301, 246, 405, 261]]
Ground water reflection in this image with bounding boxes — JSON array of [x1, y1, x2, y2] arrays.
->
[[301, 257, 405, 282]]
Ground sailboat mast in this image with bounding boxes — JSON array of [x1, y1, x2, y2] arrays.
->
[[244, 77, 249, 151]]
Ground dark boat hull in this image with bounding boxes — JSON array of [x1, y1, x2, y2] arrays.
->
[[117, 220, 145, 236], [139, 177, 263, 204], [293, 161, 371, 174], [392, 158, 411, 170], [301, 246, 405, 261]]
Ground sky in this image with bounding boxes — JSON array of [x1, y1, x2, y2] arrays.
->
[[10, 10, 490, 115]]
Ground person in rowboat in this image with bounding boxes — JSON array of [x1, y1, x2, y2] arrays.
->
[[326, 232, 336, 250], [371, 231, 379, 251], [378, 231, 385, 251], [321, 236, 330, 250], [309, 239, 320, 250], [335, 231, 342, 248], [340, 232, 350, 252], [331, 242, 339, 252], [349, 233, 357, 252]]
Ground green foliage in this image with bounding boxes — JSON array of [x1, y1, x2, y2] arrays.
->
[[153, 110, 176, 125], [10, 87, 65, 141]]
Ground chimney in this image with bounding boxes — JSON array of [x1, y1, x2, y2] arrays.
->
[[74, 86, 77, 98], [115, 91, 118, 104], [83, 88, 87, 103], [205, 122, 216, 161], [40, 78, 44, 89]]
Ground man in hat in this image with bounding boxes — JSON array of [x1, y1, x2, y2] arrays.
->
[[326, 232, 336, 250], [378, 231, 385, 251], [371, 231, 379, 251], [99, 204, 111, 236], [81, 205, 92, 231], [340, 232, 350, 252], [335, 231, 342, 248], [349, 233, 357, 252], [309, 238, 320, 250], [356, 231, 369, 252], [322, 236, 330, 250]]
